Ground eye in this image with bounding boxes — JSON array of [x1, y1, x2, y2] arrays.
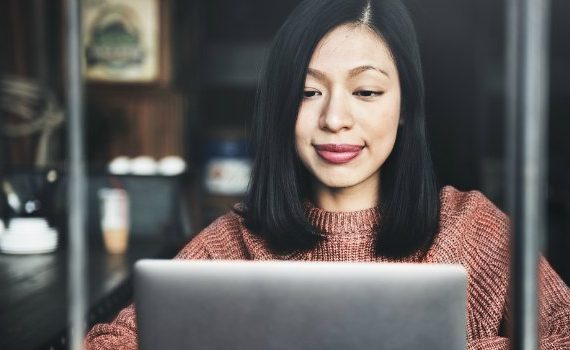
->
[[303, 89, 322, 99], [353, 90, 383, 98]]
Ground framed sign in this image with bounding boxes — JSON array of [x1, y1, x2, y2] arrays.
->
[[82, 0, 169, 83]]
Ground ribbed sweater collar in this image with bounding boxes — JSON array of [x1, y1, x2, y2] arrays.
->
[[304, 202, 381, 236]]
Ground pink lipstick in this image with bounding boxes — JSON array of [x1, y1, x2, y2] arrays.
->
[[314, 144, 363, 164]]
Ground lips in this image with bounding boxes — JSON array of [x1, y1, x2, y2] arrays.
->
[[314, 144, 364, 164]]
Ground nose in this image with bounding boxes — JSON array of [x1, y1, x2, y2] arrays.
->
[[319, 91, 354, 132]]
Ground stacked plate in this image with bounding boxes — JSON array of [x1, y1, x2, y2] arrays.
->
[[0, 218, 58, 254], [108, 156, 187, 176]]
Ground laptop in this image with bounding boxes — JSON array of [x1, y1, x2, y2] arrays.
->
[[134, 260, 467, 350]]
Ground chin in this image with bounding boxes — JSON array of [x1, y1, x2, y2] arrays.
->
[[317, 175, 363, 189], [311, 165, 381, 191]]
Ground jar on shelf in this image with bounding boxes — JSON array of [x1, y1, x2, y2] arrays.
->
[[204, 137, 251, 196]]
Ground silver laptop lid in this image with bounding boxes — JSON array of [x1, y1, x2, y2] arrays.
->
[[135, 260, 467, 350]]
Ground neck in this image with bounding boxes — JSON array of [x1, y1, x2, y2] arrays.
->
[[312, 179, 380, 212]]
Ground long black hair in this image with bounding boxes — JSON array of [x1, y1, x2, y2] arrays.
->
[[242, 0, 439, 258]]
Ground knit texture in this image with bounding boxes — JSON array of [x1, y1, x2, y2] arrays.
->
[[85, 186, 570, 349]]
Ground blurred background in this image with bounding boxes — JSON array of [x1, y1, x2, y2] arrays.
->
[[0, 0, 568, 349]]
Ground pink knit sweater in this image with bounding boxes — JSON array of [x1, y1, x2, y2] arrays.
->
[[85, 186, 570, 349]]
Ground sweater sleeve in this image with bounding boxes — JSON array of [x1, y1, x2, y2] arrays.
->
[[468, 258, 570, 350], [464, 193, 570, 350], [84, 234, 211, 350]]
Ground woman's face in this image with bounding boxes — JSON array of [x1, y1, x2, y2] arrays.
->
[[295, 24, 401, 201]]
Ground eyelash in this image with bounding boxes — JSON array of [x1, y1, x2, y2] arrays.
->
[[353, 90, 383, 98], [303, 90, 321, 99], [302, 90, 384, 99]]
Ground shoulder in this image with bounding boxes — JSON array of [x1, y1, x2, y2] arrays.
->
[[437, 186, 513, 339], [176, 207, 251, 260], [435, 186, 510, 263], [439, 185, 509, 236]]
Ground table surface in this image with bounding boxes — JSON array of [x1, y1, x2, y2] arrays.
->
[[0, 238, 183, 350]]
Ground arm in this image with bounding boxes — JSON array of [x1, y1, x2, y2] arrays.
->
[[537, 257, 570, 348], [457, 191, 570, 350], [468, 258, 570, 350], [84, 304, 140, 350], [84, 236, 211, 350]]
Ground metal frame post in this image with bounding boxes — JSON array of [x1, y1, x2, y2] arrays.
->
[[65, 0, 88, 348], [505, 0, 550, 348]]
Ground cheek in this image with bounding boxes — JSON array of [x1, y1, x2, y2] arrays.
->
[[294, 108, 314, 144], [294, 116, 304, 146], [294, 110, 320, 172], [294, 113, 309, 163], [361, 99, 400, 138], [384, 92, 401, 130]]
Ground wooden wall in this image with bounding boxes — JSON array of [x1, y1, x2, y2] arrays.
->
[[86, 88, 186, 162], [1, 0, 189, 170], [0, 0, 62, 170]]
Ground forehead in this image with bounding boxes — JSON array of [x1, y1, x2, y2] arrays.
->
[[308, 24, 395, 74]]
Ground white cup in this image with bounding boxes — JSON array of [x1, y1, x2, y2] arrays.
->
[[98, 188, 130, 254]]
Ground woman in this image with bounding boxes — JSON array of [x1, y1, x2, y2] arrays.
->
[[86, 0, 570, 348]]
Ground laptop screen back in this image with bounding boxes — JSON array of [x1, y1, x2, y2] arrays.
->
[[135, 260, 467, 350]]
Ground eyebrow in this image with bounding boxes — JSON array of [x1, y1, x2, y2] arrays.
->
[[306, 65, 389, 81], [348, 65, 389, 79], [306, 68, 329, 82]]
